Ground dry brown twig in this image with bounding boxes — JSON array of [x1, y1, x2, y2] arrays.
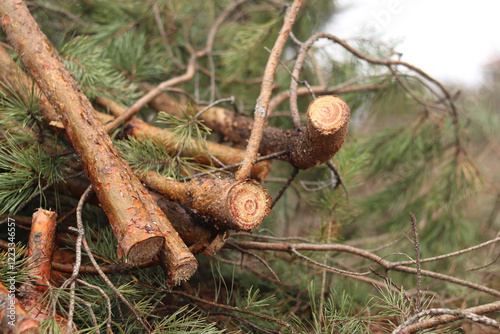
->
[[227, 240, 500, 298], [298, 32, 463, 151], [236, 0, 304, 180], [104, 53, 197, 133], [400, 301, 500, 333], [409, 213, 422, 314], [393, 306, 500, 334]]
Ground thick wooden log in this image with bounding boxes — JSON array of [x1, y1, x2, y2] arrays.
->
[[141, 171, 271, 231], [289, 95, 350, 169], [148, 94, 350, 170]]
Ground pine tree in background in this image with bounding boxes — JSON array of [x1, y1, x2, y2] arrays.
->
[[0, 1, 499, 333]]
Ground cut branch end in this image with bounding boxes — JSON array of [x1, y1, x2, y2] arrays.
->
[[290, 95, 350, 169]]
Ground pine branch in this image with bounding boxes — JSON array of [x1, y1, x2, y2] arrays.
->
[[179, 96, 350, 169], [96, 96, 271, 180], [141, 171, 271, 231]]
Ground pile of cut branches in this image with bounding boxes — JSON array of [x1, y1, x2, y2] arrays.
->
[[0, 1, 499, 333]]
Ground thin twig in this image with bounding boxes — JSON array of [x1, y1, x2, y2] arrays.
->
[[288, 33, 324, 128], [271, 167, 299, 208], [226, 241, 281, 282], [64, 184, 93, 334], [104, 54, 196, 133], [409, 213, 422, 314], [401, 301, 500, 333], [77, 279, 113, 334], [63, 185, 93, 287], [468, 250, 500, 271], [152, 3, 181, 68], [179, 150, 287, 181], [289, 246, 371, 276], [228, 241, 500, 297], [82, 237, 152, 332], [392, 308, 500, 334], [303, 32, 463, 151], [391, 236, 500, 266], [81, 299, 101, 334], [370, 268, 413, 307], [195, 96, 234, 118], [236, 0, 304, 180], [25, 1, 88, 26], [267, 45, 316, 105], [326, 160, 348, 200]]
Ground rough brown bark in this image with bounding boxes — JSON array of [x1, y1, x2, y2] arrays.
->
[[95, 96, 271, 181], [150, 192, 217, 254], [289, 95, 350, 169], [60, 176, 218, 255], [199, 106, 291, 154], [13, 209, 73, 332], [141, 171, 271, 231], [18, 209, 57, 306], [0, 282, 39, 334], [0, 2, 198, 276], [152, 95, 350, 169]]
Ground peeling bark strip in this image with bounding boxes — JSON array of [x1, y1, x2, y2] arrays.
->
[[95, 96, 271, 181], [0, 1, 197, 270], [141, 171, 272, 231]]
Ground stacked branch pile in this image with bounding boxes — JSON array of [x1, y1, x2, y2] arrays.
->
[[0, 0, 350, 328]]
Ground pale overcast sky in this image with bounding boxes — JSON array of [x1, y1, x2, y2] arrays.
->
[[325, 0, 500, 87]]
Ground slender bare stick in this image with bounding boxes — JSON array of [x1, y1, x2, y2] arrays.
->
[[271, 167, 299, 208], [82, 237, 152, 332], [409, 213, 422, 314], [392, 308, 500, 334], [401, 301, 500, 333], [236, 0, 304, 180], [391, 236, 500, 266], [76, 279, 113, 334], [104, 54, 196, 133], [228, 241, 500, 297], [300, 32, 462, 151], [64, 185, 92, 334]]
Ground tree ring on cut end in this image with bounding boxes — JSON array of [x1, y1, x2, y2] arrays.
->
[[308, 95, 350, 135], [227, 180, 271, 231], [126, 236, 165, 265]]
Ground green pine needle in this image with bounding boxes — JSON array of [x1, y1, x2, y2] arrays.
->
[[0, 135, 69, 215], [156, 105, 212, 152]]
